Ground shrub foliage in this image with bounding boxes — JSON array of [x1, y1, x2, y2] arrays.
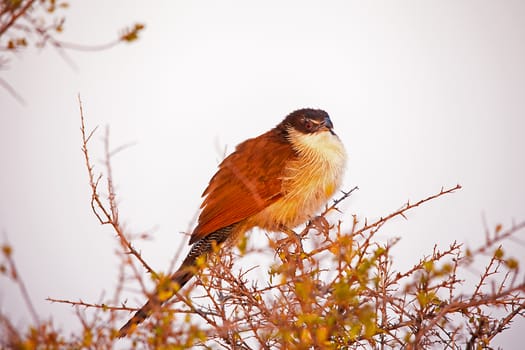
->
[[1, 100, 523, 349]]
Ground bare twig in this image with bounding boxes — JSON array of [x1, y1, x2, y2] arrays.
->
[[78, 94, 156, 278], [1, 241, 40, 326]]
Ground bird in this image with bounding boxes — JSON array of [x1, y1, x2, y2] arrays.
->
[[118, 108, 346, 337]]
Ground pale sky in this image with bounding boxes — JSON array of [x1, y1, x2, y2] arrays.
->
[[1, 1, 524, 347]]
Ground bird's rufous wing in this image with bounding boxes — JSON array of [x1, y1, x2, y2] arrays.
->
[[189, 130, 295, 244]]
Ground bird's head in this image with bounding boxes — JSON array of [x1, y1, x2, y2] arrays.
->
[[280, 108, 336, 136], [275, 108, 344, 159]]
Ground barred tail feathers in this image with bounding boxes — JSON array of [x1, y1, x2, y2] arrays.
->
[[117, 225, 235, 338]]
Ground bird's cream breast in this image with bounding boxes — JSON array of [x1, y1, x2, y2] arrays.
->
[[251, 128, 346, 231]]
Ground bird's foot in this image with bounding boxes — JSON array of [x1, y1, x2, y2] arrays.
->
[[308, 215, 331, 235], [278, 225, 305, 255]]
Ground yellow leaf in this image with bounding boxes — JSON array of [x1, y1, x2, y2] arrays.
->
[[505, 258, 519, 270], [494, 247, 504, 259], [1, 244, 12, 257], [316, 326, 328, 343], [423, 260, 434, 272]]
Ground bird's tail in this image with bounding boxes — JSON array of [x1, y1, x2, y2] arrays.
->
[[117, 225, 234, 338], [117, 267, 194, 337]]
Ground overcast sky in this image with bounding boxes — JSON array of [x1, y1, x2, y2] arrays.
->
[[1, 1, 524, 347]]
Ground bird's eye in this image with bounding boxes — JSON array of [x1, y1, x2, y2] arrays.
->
[[304, 120, 313, 130]]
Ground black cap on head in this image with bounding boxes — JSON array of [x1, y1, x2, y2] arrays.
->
[[281, 108, 333, 134]]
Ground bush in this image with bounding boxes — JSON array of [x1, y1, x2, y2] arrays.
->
[[1, 100, 523, 349]]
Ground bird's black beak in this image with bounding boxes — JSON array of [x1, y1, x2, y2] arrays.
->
[[324, 116, 334, 130], [323, 116, 335, 135]]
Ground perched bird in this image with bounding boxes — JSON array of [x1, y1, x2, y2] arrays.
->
[[118, 108, 346, 337]]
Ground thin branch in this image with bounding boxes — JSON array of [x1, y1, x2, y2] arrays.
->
[[358, 184, 462, 235], [0, 0, 36, 37], [78, 94, 157, 278], [2, 240, 40, 325], [46, 297, 136, 312], [0, 77, 25, 105]]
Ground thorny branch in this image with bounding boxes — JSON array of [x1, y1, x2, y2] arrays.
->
[[46, 297, 136, 313], [357, 185, 462, 235], [0, 240, 39, 326], [78, 95, 156, 279], [2, 102, 524, 348], [0, 1, 144, 102]]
